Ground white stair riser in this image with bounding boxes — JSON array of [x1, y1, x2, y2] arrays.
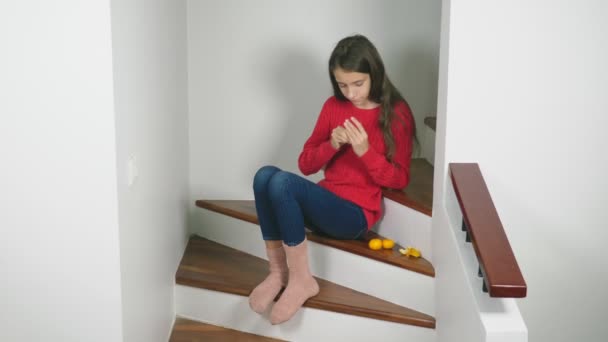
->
[[191, 209, 434, 315], [376, 198, 433, 262], [176, 285, 436, 342]]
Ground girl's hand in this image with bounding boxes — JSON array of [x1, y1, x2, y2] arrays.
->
[[330, 125, 349, 150], [343, 117, 369, 157]]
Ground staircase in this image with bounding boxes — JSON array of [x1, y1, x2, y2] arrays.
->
[[169, 318, 286, 341], [421, 115, 437, 166], [171, 159, 435, 341]]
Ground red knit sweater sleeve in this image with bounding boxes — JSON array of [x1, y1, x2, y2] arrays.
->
[[359, 102, 414, 189], [298, 99, 340, 175]]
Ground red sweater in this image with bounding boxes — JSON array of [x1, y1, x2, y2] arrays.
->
[[298, 96, 414, 228]]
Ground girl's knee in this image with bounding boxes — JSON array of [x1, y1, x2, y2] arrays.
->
[[253, 165, 281, 192], [267, 171, 293, 200]]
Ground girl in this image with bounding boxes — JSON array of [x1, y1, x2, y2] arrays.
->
[[249, 34, 415, 324]]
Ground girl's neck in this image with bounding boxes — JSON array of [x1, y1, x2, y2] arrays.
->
[[352, 100, 380, 110]]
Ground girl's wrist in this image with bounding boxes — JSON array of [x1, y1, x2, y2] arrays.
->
[[330, 140, 340, 150]]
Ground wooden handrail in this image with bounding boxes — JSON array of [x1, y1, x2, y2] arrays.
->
[[449, 163, 527, 298]]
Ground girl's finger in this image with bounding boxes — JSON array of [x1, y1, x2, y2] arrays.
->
[[348, 128, 362, 144], [344, 120, 358, 135], [346, 121, 363, 141], [343, 125, 356, 142], [342, 120, 352, 133], [344, 127, 356, 143], [350, 117, 366, 134]]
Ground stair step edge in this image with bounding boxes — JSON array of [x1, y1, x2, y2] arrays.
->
[[195, 199, 435, 277], [177, 235, 436, 329], [170, 317, 286, 342]]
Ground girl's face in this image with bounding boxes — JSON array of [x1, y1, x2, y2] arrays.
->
[[333, 67, 376, 109]]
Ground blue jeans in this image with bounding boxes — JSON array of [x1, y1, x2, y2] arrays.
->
[[253, 165, 368, 246]]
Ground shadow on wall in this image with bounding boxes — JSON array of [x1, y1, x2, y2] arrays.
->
[[391, 41, 440, 160], [267, 44, 329, 179]]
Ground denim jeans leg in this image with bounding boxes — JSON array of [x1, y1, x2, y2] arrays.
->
[[253, 165, 282, 241], [297, 182, 368, 241], [267, 171, 367, 246], [267, 171, 307, 246]]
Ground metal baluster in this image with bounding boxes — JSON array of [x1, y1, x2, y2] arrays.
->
[[462, 219, 471, 242]]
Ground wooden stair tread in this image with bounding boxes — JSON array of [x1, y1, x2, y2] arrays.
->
[[424, 116, 436, 131], [195, 200, 434, 277], [382, 158, 433, 216], [170, 317, 286, 341], [176, 236, 436, 329]]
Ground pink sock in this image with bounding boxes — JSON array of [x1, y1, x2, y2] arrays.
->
[[270, 239, 319, 324], [249, 246, 288, 313]]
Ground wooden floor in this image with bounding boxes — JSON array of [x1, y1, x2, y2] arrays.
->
[[170, 318, 285, 342], [195, 199, 435, 277], [176, 236, 436, 329]]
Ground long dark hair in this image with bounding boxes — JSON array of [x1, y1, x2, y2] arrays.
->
[[328, 35, 415, 162]]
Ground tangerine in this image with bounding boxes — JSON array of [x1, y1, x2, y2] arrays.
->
[[368, 238, 382, 250], [382, 239, 395, 249]]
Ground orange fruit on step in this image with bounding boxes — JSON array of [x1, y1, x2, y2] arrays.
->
[[382, 239, 395, 249], [368, 238, 382, 250]]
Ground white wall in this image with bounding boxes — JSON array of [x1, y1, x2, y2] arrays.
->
[[110, 0, 189, 341], [434, 0, 608, 341], [187, 0, 441, 200], [0, 2, 123, 342]]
